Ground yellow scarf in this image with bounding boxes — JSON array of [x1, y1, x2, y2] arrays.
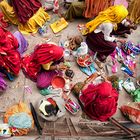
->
[[85, 5, 128, 34]]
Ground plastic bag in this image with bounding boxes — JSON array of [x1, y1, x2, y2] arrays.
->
[[122, 78, 136, 93], [43, 0, 54, 11], [0, 124, 11, 138]]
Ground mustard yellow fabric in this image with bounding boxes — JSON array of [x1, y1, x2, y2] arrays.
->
[[128, 0, 140, 24], [85, 5, 128, 34], [42, 61, 53, 70], [0, 0, 19, 25], [0, 0, 50, 34]]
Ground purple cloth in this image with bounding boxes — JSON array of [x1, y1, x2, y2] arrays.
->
[[86, 32, 116, 62], [14, 31, 28, 55], [0, 74, 7, 92], [37, 70, 62, 89]]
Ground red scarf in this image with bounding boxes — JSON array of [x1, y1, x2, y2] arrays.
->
[[22, 43, 63, 81], [0, 27, 21, 75], [80, 82, 118, 121]]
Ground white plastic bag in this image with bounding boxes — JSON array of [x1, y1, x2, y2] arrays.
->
[[44, 0, 54, 11]]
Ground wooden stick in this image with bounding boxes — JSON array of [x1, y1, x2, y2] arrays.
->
[[109, 117, 136, 136]]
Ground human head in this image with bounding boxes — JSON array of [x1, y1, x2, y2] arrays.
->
[[35, 43, 64, 64], [97, 82, 113, 98]]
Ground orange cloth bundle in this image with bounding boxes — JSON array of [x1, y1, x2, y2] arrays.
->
[[4, 102, 34, 136]]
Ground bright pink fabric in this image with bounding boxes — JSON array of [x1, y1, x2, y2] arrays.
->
[[80, 82, 118, 121]]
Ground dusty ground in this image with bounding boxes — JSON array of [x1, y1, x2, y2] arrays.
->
[[0, 0, 140, 140]]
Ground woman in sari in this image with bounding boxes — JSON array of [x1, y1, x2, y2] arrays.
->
[[64, 0, 114, 21], [0, 0, 50, 34], [22, 43, 67, 89], [0, 27, 21, 80], [85, 5, 129, 63], [73, 72, 119, 121], [127, 0, 140, 24]]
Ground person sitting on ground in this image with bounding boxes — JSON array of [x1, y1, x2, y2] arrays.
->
[[64, 0, 114, 21], [0, 27, 22, 80], [111, 19, 137, 38], [84, 5, 132, 64], [0, 0, 50, 34], [72, 72, 119, 121], [22, 43, 68, 89], [127, 0, 140, 24]]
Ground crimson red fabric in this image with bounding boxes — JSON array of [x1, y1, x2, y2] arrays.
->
[[22, 43, 63, 81], [0, 27, 21, 75], [11, 0, 42, 23], [80, 82, 118, 121], [34, 44, 63, 64]]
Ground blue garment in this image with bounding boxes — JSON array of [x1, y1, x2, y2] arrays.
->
[[79, 63, 96, 76], [8, 112, 32, 129]]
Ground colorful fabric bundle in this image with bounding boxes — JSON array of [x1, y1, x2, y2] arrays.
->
[[0, 27, 21, 76], [121, 103, 140, 125], [4, 102, 34, 136], [22, 43, 63, 81], [80, 82, 119, 121]]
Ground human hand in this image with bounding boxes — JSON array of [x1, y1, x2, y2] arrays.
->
[[116, 39, 125, 47], [58, 62, 68, 70]]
